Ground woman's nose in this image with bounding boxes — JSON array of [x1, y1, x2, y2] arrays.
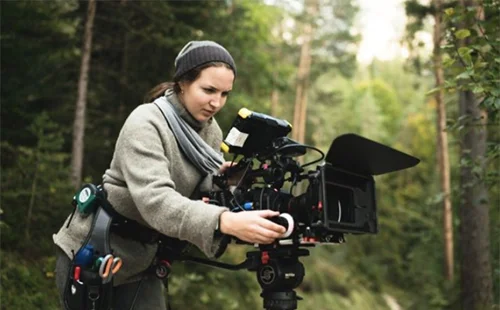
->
[[210, 95, 222, 108]]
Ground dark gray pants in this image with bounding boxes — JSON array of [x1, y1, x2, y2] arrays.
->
[[55, 247, 167, 310]]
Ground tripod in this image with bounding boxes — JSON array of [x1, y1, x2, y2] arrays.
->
[[248, 247, 309, 310], [180, 245, 310, 310]]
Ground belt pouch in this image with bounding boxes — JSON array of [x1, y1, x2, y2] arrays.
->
[[64, 262, 113, 310]]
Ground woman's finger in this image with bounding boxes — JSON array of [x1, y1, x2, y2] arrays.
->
[[258, 218, 286, 234], [218, 161, 235, 174], [253, 209, 280, 218]]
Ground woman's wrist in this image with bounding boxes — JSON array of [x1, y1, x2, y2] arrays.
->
[[218, 211, 230, 235]]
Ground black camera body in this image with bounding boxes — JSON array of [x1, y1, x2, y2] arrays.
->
[[211, 108, 420, 246]]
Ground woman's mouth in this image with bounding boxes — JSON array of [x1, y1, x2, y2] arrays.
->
[[202, 109, 215, 116]]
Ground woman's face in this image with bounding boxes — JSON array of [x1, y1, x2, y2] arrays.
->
[[179, 66, 235, 122]]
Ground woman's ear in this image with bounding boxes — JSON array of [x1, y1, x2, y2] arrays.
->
[[178, 81, 186, 94]]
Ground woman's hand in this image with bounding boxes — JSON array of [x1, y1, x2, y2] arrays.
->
[[218, 161, 245, 186], [218, 161, 234, 174], [219, 210, 286, 244]]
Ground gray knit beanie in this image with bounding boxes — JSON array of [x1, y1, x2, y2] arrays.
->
[[173, 41, 237, 80]]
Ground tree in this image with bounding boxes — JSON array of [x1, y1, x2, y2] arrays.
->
[[292, 0, 319, 145], [23, 113, 66, 241], [405, 0, 456, 283], [0, 0, 80, 145], [290, 0, 359, 147], [432, 0, 454, 282], [71, 0, 96, 189], [443, 0, 499, 308], [455, 0, 493, 306]]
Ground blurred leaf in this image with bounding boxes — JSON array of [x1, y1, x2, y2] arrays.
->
[[455, 29, 471, 39], [444, 8, 455, 16]]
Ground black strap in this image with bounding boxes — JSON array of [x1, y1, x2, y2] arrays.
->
[[89, 207, 113, 255], [99, 199, 159, 244], [98, 174, 205, 245]]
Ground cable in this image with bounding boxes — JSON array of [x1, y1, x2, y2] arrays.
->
[[300, 145, 325, 168], [289, 175, 299, 196], [230, 196, 245, 212], [337, 200, 342, 222], [230, 153, 238, 167], [230, 157, 256, 212], [234, 157, 254, 189], [270, 144, 325, 168], [128, 271, 146, 310], [258, 187, 264, 210]]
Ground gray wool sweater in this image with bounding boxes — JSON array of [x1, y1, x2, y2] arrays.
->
[[53, 90, 228, 286]]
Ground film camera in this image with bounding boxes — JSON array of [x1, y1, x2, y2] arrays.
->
[[182, 108, 419, 310]]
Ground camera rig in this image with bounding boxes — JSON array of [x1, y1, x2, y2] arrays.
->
[[169, 108, 420, 310]]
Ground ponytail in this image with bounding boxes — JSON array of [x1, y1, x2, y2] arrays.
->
[[144, 82, 176, 103]]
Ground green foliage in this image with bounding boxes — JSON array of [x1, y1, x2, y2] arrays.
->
[[1, 112, 73, 255], [443, 0, 500, 121], [303, 49, 463, 309], [308, 58, 431, 149], [311, 0, 360, 79], [353, 79, 401, 142], [0, 0, 80, 145], [403, 0, 434, 75], [169, 260, 261, 309], [0, 252, 60, 310]]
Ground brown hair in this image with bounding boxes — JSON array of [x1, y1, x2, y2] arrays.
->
[[143, 62, 233, 103]]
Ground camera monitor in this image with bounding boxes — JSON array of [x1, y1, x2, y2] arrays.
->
[[221, 108, 292, 156]]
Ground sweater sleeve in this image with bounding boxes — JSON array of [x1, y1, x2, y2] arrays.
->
[[113, 106, 227, 257]]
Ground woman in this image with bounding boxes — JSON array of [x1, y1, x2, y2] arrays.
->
[[53, 40, 286, 309]]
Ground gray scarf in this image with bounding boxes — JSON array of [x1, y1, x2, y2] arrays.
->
[[153, 95, 224, 176]]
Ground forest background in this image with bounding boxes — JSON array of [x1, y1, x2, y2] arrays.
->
[[1, 0, 498, 309]]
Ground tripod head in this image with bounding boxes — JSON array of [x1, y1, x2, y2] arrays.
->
[[174, 245, 311, 310], [250, 246, 310, 310]]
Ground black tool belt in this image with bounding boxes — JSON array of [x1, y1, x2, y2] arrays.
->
[[67, 183, 160, 245], [100, 201, 160, 245], [64, 184, 164, 310]]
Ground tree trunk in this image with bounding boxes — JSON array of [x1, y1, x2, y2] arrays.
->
[[458, 2, 492, 309], [71, 0, 96, 189], [432, 0, 454, 282], [458, 90, 492, 310], [25, 151, 39, 241], [291, 41, 308, 142], [270, 17, 286, 118], [119, 0, 129, 124], [292, 0, 318, 145], [270, 89, 279, 117]]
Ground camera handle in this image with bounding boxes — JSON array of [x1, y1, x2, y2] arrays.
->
[[180, 245, 311, 310]]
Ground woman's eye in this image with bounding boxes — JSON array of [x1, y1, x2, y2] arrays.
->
[[203, 88, 215, 93]]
